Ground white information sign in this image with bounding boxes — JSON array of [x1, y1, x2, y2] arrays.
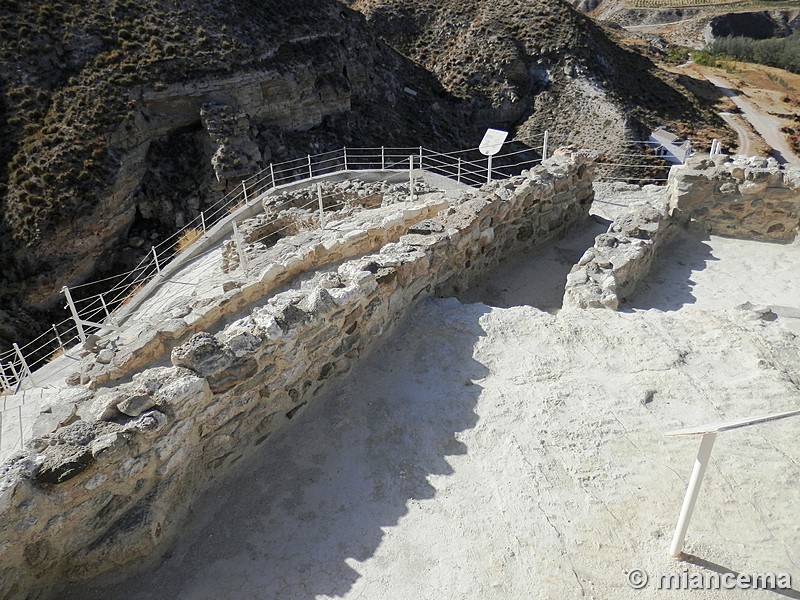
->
[[479, 128, 508, 156]]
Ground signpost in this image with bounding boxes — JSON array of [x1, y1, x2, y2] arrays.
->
[[478, 128, 508, 184]]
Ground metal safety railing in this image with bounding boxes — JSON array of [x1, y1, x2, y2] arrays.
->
[[1, 130, 712, 393]]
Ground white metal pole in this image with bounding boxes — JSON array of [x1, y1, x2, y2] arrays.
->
[[487, 154, 493, 184], [242, 179, 249, 205], [458, 157, 462, 183], [317, 184, 325, 230], [0, 362, 9, 391], [8, 361, 18, 385], [307, 154, 313, 179], [543, 130, 550, 161], [670, 432, 716, 556], [152, 246, 161, 274], [200, 211, 206, 235], [419, 146, 423, 169], [270, 163, 276, 189], [381, 146, 385, 170], [99, 294, 110, 318], [232, 220, 249, 272], [409, 155, 415, 202], [62, 285, 86, 344], [343, 147, 348, 171], [52, 324, 64, 351], [13, 343, 35, 387]]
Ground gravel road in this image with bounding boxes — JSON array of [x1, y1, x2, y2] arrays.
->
[[706, 74, 800, 164]]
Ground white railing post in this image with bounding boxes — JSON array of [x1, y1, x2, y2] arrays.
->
[[542, 130, 549, 161], [669, 433, 716, 556], [13, 343, 35, 387], [457, 157, 462, 183], [381, 146, 385, 170], [52, 324, 64, 351], [62, 285, 86, 344], [270, 163, 276, 189], [99, 294, 110, 318], [8, 361, 19, 386], [419, 146, 423, 170], [317, 183, 325, 230], [409, 155, 415, 202], [200, 211, 207, 235], [242, 179, 249, 205], [0, 362, 9, 391], [232, 220, 249, 272], [343, 147, 348, 171], [487, 154, 493, 184], [152, 246, 161, 275], [307, 154, 313, 179]]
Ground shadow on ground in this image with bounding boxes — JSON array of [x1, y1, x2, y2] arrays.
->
[[624, 229, 718, 311], [63, 298, 490, 600], [682, 554, 800, 599], [458, 217, 609, 311]]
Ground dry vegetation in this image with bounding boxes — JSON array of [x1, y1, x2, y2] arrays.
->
[[626, 0, 800, 7], [175, 228, 203, 252], [352, 0, 732, 147], [0, 0, 354, 250]]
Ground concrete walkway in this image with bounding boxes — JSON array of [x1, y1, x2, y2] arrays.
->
[[66, 299, 800, 600]]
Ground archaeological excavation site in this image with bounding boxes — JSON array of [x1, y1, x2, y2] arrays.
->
[[0, 144, 798, 599]]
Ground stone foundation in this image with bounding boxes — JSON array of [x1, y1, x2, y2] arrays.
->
[[563, 198, 674, 310], [0, 150, 595, 599], [667, 155, 800, 242]]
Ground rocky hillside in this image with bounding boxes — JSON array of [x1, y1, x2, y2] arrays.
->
[[350, 0, 727, 149], [1, 0, 726, 351], [0, 0, 471, 347]]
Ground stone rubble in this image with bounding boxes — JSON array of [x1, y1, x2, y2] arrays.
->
[[563, 192, 674, 310]]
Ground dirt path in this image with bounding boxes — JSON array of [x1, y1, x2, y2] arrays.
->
[[705, 74, 800, 164], [718, 111, 753, 156]]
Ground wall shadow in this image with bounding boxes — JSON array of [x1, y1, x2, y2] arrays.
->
[[458, 217, 609, 312], [623, 228, 718, 312], [64, 297, 491, 600]]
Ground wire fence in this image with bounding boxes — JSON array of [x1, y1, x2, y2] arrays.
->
[[1, 131, 713, 394]]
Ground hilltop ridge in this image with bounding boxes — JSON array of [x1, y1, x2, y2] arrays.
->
[[350, 0, 727, 147]]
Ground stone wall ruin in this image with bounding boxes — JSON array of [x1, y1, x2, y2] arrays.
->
[[0, 150, 595, 599], [667, 155, 800, 242]]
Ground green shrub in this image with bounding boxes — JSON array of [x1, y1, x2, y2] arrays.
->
[[665, 47, 690, 64], [691, 50, 720, 67], [709, 31, 800, 74]]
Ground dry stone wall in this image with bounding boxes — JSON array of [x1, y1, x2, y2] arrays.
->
[[78, 184, 449, 390], [0, 150, 595, 599], [563, 196, 674, 310], [666, 155, 800, 242]]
